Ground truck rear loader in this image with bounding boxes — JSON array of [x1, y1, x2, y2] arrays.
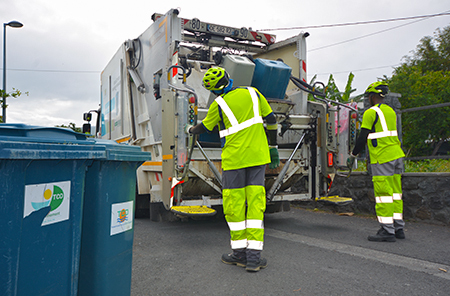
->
[[83, 8, 357, 221]]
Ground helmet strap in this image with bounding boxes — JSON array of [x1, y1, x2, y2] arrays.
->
[[212, 89, 224, 95], [223, 79, 233, 93]]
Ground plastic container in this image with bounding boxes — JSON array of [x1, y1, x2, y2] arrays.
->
[[250, 58, 292, 100], [221, 54, 255, 87], [0, 124, 105, 296], [77, 138, 150, 296]]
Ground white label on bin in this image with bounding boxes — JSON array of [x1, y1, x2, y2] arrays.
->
[[23, 181, 71, 226], [110, 201, 134, 236]]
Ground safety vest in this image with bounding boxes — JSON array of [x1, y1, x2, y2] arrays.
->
[[367, 105, 398, 140], [215, 87, 264, 138]]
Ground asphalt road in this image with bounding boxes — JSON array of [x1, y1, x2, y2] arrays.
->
[[131, 207, 450, 296]]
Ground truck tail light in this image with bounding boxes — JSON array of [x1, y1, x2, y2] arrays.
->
[[327, 152, 334, 167]]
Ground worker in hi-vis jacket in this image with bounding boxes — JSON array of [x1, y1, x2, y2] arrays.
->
[[186, 67, 279, 271], [347, 81, 405, 242]]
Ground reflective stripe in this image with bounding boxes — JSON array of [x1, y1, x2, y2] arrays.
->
[[368, 130, 398, 139], [247, 240, 264, 250], [378, 216, 394, 224], [393, 213, 403, 220], [367, 106, 398, 139], [375, 196, 393, 203], [266, 123, 277, 130], [228, 221, 246, 231], [231, 239, 247, 249], [215, 96, 239, 126], [219, 117, 263, 137], [393, 193, 402, 200], [246, 219, 264, 229], [216, 87, 263, 138]]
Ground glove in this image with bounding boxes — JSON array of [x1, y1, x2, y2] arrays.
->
[[269, 146, 280, 169], [184, 124, 193, 134], [346, 154, 356, 169]]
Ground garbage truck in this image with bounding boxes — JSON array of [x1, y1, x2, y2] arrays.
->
[[83, 8, 357, 221]]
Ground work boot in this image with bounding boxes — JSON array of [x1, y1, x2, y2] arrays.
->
[[246, 257, 268, 272], [368, 228, 396, 242], [221, 249, 246, 267], [245, 249, 267, 272], [395, 229, 406, 239]]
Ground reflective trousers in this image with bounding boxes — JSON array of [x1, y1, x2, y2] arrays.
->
[[222, 165, 266, 251], [371, 158, 405, 234]]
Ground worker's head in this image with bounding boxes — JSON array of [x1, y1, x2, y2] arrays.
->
[[364, 81, 389, 105], [203, 67, 230, 95]]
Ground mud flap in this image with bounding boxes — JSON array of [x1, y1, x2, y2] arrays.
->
[[315, 195, 353, 206]]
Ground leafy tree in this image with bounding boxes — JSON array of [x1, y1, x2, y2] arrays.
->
[[57, 122, 82, 133], [0, 88, 29, 123], [389, 26, 450, 157]]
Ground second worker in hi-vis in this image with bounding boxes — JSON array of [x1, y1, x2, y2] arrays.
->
[[347, 81, 406, 242]]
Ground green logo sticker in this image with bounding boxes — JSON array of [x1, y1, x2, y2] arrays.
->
[[50, 185, 64, 211], [24, 181, 71, 226]]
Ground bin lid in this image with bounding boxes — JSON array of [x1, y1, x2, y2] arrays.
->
[[90, 138, 151, 162], [0, 123, 88, 141], [0, 124, 151, 162]]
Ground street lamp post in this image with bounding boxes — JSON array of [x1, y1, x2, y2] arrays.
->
[[2, 20, 23, 123]]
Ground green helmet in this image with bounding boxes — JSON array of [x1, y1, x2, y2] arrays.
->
[[364, 81, 389, 98], [203, 67, 229, 91]]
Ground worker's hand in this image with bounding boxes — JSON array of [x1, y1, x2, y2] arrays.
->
[[346, 154, 356, 170], [269, 146, 280, 169], [184, 124, 193, 134]]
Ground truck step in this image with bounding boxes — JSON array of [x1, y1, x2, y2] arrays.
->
[[170, 206, 217, 217], [315, 195, 353, 206]]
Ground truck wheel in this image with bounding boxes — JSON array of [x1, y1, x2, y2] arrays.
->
[[149, 202, 162, 222], [149, 202, 178, 222], [265, 201, 290, 214], [135, 193, 150, 218]]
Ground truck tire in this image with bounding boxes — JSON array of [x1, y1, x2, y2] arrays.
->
[[265, 201, 290, 214], [149, 202, 163, 222], [149, 202, 178, 222], [135, 193, 150, 218]]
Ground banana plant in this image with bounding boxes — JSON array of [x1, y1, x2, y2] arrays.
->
[[308, 72, 363, 103]]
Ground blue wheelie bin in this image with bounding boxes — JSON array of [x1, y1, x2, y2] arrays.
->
[[0, 124, 105, 296], [78, 139, 151, 296], [0, 124, 151, 296]]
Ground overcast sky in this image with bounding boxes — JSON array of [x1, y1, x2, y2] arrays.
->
[[2, 0, 449, 127]]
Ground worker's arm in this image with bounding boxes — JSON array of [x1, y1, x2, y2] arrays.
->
[[347, 128, 370, 169], [264, 112, 279, 169], [264, 112, 277, 146], [187, 122, 208, 134], [351, 128, 370, 156], [186, 100, 220, 135]]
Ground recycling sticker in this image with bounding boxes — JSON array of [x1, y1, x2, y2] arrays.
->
[[110, 201, 134, 236], [23, 181, 71, 226]]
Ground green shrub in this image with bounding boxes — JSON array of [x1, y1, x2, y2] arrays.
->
[[351, 159, 450, 172], [404, 159, 450, 172]]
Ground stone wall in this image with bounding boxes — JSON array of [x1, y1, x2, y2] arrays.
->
[[293, 93, 450, 225], [295, 172, 450, 226]]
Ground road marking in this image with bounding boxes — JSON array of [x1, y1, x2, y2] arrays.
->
[[266, 228, 450, 280]]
